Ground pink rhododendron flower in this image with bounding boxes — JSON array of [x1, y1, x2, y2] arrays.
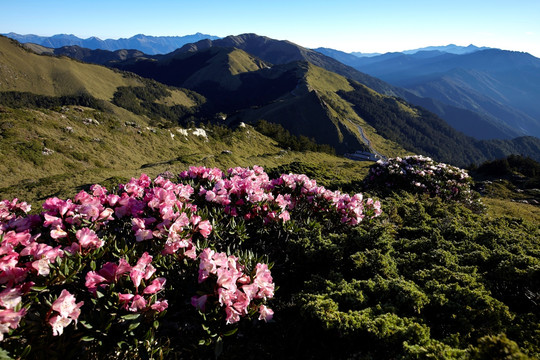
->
[[197, 220, 212, 238], [49, 314, 72, 336], [143, 277, 166, 294], [128, 295, 147, 312], [50, 225, 68, 239], [98, 259, 131, 283], [191, 295, 208, 312], [151, 299, 168, 312], [85, 271, 108, 294], [49, 290, 83, 336], [51, 289, 83, 321], [118, 293, 134, 309], [98, 208, 114, 221], [2, 231, 32, 247], [225, 305, 241, 324], [76, 228, 103, 249], [0, 308, 26, 340], [0, 252, 19, 272], [31, 258, 51, 276], [258, 305, 274, 322], [0, 287, 22, 309], [130, 252, 154, 288]]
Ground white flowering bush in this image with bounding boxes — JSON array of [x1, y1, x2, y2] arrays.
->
[[365, 155, 480, 206]]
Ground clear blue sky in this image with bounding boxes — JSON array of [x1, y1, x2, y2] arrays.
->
[[2, 0, 540, 57]]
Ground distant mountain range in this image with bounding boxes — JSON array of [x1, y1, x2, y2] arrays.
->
[[402, 44, 492, 55], [1, 33, 539, 167], [2, 32, 221, 55], [316, 46, 540, 139], [348, 44, 492, 58]]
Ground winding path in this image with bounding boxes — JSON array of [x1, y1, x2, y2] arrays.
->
[[348, 119, 387, 161]]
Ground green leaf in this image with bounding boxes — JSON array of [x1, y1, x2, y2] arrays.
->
[[30, 285, 47, 292], [20, 345, 31, 358], [122, 313, 140, 320], [128, 322, 140, 331], [79, 320, 93, 329], [0, 347, 14, 360], [80, 336, 95, 342], [223, 327, 238, 337]]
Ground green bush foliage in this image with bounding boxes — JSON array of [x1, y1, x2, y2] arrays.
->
[[255, 120, 336, 155], [0, 92, 106, 111], [1, 160, 538, 359]]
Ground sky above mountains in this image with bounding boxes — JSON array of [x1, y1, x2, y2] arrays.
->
[[2, 0, 539, 57]]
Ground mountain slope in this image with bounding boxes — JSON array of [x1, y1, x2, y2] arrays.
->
[[31, 33, 525, 140], [109, 47, 377, 154], [172, 34, 525, 140], [0, 36, 143, 100], [0, 35, 369, 204], [338, 81, 540, 165], [3, 34, 539, 168], [109, 41, 540, 165], [350, 49, 540, 138]]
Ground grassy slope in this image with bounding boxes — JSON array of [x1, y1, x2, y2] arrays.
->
[[0, 105, 370, 208], [0, 36, 371, 207], [0, 37, 137, 100], [304, 64, 409, 157], [0, 36, 194, 109]]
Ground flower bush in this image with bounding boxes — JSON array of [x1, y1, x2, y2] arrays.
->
[[0, 166, 381, 359], [365, 155, 480, 206]]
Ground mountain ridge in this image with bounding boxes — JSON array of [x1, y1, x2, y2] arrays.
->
[[2, 32, 221, 55], [16, 32, 531, 140], [348, 48, 540, 138]]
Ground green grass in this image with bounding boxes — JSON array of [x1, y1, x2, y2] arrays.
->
[[483, 197, 540, 224], [0, 104, 371, 208], [227, 49, 269, 75]]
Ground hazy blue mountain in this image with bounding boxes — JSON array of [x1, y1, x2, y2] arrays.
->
[[350, 51, 381, 57], [351, 49, 540, 138], [2, 32, 221, 54], [402, 44, 491, 55], [313, 47, 364, 67]]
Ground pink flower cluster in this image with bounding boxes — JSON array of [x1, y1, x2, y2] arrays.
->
[[1, 200, 60, 339], [1, 165, 379, 343], [40, 174, 212, 258], [182, 166, 382, 226], [270, 173, 382, 225], [48, 289, 83, 336], [86, 252, 168, 313], [0, 174, 212, 340], [192, 248, 275, 324]]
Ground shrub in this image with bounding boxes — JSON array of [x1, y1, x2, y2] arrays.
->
[[0, 166, 380, 359], [365, 155, 482, 208]]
